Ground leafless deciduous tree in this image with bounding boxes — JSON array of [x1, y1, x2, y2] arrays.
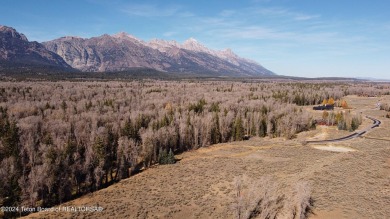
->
[[232, 175, 313, 219]]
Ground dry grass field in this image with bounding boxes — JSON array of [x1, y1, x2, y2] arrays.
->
[[24, 95, 390, 219]]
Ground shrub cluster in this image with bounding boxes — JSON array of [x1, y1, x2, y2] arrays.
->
[[321, 110, 362, 131], [380, 103, 390, 112]]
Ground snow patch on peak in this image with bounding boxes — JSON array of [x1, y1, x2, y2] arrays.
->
[[147, 39, 181, 53], [182, 37, 201, 47], [184, 37, 198, 43], [220, 48, 237, 57], [147, 37, 256, 67], [112, 32, 146, 46], [182, 38, 210, 53], [149, 39, 179, 47], [113, 32, 138, 40]]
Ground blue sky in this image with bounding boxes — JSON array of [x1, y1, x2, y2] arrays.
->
[[1, 0, 390, 79]]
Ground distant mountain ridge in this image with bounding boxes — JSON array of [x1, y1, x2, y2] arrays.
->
[[0, 25, 72, 70], [43, 33, 275, 76], [0, 25, 275, 76]]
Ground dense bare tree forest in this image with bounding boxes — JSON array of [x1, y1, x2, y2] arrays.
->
[[0, 80, 389, 217]]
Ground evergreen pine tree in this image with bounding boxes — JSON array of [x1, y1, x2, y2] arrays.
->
[[258, 118, 267, 137], [234, 116, 244, 141]]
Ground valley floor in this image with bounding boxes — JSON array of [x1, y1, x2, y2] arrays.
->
[[25, 96, 390, 219]]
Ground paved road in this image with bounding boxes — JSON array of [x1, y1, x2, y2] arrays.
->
[[306, 116, 381, 144]]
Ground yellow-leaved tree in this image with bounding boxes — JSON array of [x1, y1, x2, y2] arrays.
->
[[328, 97, 335, 105]]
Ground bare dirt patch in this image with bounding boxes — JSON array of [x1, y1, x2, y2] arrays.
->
[[312, 145, 356, 152]]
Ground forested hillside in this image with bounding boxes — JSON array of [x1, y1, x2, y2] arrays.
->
[[0, 80, 389, 217]]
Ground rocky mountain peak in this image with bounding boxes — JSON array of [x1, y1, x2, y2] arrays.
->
[[150, 38, 179, 46], [184, 37, 198, 43], [113, 32, 138, 40], [0, 25, 28, 41], [182, 37, 209, 52], [0, 25, 72, 69], [148, 39, 180, 51], [59, 36, 84, 41], [220, 48, 237, 58]]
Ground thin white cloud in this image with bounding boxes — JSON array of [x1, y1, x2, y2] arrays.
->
[[178, 12, 195, 18], [121, 4, 181, 17], [294, 14, 321, 21], [172, 5, 389, 64], [250, 7, 321, 21], [163, 31, 177, 37], [253, 7, 290, 17], [219, 10, 236, 17], [184, 6, 375, 48]]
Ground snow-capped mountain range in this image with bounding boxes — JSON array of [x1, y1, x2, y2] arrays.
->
[[0, 25, 275, 76], [43, 32, 274, 76]]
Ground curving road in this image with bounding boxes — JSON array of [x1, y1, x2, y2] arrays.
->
[[306, 116, 381, 144]]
